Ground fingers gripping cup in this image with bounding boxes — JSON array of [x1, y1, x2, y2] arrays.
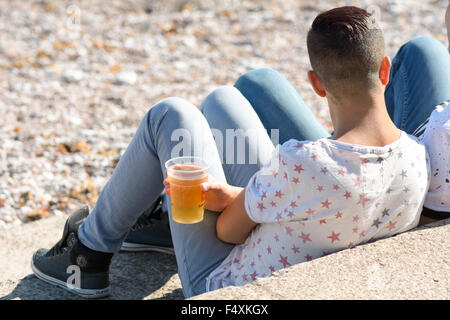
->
[[165, 156, 209, 224]]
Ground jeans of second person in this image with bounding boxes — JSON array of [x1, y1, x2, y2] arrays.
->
[[385, 36, 450, 135]]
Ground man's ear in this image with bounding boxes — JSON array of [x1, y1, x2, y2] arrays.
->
[[308, 70, 327, 97], [379, 56, 391, 86]]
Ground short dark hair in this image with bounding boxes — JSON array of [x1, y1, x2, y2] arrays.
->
[[306, 6, 385, 97]]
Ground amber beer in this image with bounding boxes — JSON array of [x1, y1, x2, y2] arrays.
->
[[165, 156, 209, 224]]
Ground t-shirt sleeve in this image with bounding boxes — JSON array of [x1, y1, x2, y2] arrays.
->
[[244, 141, 305, 223], [422, 103, 450, 210]]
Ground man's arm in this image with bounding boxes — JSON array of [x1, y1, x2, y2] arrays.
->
[[216, 187, 258, 244]]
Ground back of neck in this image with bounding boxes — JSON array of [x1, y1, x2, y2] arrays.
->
[[328, 93, 401, 147]]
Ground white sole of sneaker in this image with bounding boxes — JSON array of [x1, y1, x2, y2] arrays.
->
[[120, 242, 175, 255], [30, 260, 110, 299]]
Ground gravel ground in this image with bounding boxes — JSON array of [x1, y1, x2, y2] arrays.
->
[[0, 0, 448, 228]]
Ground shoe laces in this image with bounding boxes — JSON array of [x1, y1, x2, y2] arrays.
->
[[46, 232, 77, 256]]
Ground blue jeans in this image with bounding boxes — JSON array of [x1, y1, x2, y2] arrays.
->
[[78, 36, 450, 298], [385, 36, 450, 134]]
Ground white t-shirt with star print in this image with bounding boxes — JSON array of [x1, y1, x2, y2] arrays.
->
[[205, 131, 430, 292]]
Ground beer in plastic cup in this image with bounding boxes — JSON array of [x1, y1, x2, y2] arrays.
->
[[165, 156, 209, 224]]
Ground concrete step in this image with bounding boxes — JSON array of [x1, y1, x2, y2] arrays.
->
[[1, 215, 448, 300]]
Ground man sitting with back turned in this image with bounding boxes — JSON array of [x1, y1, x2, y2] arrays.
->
[[30, 6, 433, 299]]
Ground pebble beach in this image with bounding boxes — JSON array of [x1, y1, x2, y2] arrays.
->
[[0, 0, 448, 228]]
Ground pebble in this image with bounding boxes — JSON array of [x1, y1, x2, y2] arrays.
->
[[0, 0, 447, 228], [62, 69, 84, 83], [115, 71, 138, 85]]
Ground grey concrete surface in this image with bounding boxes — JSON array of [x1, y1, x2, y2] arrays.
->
[[1, 215, 448, 300]]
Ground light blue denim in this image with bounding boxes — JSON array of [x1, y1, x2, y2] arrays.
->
[[78, 36, 449, 298], [385, 36, 450, 134]]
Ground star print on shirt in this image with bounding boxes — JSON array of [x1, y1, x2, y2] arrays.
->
[[299, 232, 312, 243], [294, 164, 304, 174], [285, 226, 294, 236], [257, 202, 266, 212], [275, 190, 284, 198], [372, 218, 382, 229], [357, 194, 370, 208], [321, 199, 332, 208], [260, 191, 267, 201], [328, 231, 341, 243], [279, 255, 290, 268], [400, 170, 408, 179], [387, 220, 397, 231]]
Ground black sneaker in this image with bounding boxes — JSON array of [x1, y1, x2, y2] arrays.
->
[[121, 195, 174, 255], [31, 206, 113, 299]]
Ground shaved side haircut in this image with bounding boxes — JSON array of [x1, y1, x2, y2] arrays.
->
[[307, 6, 385, 98]]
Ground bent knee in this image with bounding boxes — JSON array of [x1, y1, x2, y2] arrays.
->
[[152, 97, 197, 113], [401, 36, 447, 58], [148, 97, 200, 120], [234, 68, 284, 88], [144, 97, 205, 134], [200, 85, 247, 115]]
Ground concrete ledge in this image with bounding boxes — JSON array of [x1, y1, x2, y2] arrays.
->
[[1, 215, 448, 300], [193, 218, 450, 300]]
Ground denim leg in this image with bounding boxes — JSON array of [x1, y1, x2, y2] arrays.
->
[[385, 36, 450, 134], [234, 68, 330, 144], [200, 86, 276, 187], [77, 97, 235, 298]]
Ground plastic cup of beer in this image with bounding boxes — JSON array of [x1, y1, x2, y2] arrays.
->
[[165, 156, 209, 224]]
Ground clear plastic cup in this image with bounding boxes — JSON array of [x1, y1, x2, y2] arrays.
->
[[165, 156, 209, 224]]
